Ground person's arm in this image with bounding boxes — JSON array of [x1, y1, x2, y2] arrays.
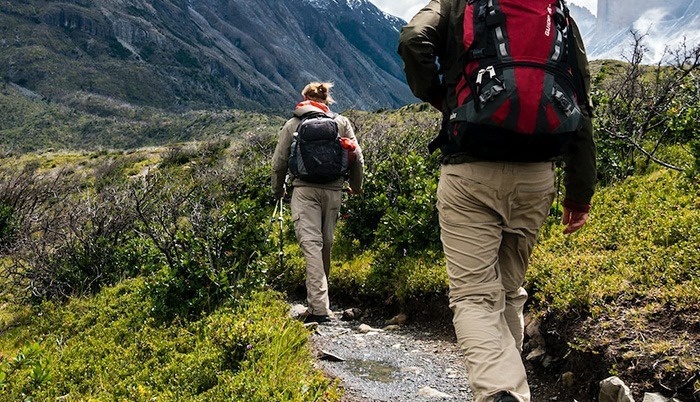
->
[[397, 0, 450, 109], [562, 17, 596, 234], [338, 116, 364, 194], [271, 120, 295, 199]]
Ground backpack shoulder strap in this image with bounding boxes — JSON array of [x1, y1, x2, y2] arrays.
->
[[563, 7, 593, 117], [297, 110, 336, 120]]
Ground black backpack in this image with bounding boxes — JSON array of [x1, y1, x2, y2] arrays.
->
[[289, 111, 349, 183]]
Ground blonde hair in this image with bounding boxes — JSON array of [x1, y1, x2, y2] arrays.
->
[[301, 82, 335, 105]]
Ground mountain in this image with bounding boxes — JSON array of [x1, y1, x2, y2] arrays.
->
[[0, 0, 415, 112], [568, 0, 700, 62]]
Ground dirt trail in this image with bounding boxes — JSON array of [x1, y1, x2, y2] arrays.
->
[[302, 305, 578, 402], [308, 311, 473, 401]]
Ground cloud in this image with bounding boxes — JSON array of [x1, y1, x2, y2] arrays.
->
[[372, 0, 425, 22]]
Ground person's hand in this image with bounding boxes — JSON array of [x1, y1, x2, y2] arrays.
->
[[273, 189, 287, 202], [345, 187, 361, 196], [562, 206, 589, 234]]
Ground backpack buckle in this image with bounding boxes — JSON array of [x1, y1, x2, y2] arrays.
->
[[475, 66, 497, 85]]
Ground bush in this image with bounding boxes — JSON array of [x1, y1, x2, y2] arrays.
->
[[0, 280, 340, 401], [526, 169, 699, 395], [131, 169, 273, 320], [0, 201, 14, 247]]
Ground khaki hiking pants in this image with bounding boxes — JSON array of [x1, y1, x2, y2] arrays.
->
[[437, 161, 556, 402], [291, 186, 342, 317]]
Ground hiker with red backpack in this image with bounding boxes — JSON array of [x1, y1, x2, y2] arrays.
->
[[398, 1, 595, 401], [271, 82, 364, 324]]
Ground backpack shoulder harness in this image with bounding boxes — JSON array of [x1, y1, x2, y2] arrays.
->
[[289, 111, 349, 183], [450, 0, 584, 162]]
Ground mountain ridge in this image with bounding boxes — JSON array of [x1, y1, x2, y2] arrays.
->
[[0, 0, 415, 113]]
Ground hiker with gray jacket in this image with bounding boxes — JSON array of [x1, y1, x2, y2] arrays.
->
[[272, 82, 364, 324]]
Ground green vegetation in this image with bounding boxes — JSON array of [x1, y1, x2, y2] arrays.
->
[[0, 46, 698, 400], [0, 83, 285, 153], [0, 282, 338, 401]]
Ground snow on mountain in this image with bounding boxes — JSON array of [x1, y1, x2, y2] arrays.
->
[[571, 0, 700, 62]]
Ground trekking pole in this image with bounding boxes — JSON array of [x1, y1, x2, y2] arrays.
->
[[278, 178, 287, 272], [278, 195, 284, 271]]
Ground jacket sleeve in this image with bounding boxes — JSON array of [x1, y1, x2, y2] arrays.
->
[[397, 0, 450, 107], [338, 115, 364, 193], [271, 119, 296, 199], [563, 17, 596, 212]]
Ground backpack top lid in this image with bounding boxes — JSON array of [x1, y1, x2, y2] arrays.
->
[[462, 0, 571, 65]]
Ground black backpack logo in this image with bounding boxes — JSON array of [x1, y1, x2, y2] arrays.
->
[[289, 112, 349, 183]]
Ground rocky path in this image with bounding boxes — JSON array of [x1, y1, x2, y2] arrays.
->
[[296, 305, 686, 402], [293, 305, 473, 401]]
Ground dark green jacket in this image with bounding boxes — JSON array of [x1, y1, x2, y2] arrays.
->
[[398, 0, 596, 210]]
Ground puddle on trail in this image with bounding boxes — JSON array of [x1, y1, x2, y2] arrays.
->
[[343, 358, 399, 383]]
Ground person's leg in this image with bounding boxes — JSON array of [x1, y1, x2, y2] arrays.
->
[[320, 189, 342, 278], [498, 163, 555, 351], [291, 186, 332, 316], [437, 162, 530, 402]]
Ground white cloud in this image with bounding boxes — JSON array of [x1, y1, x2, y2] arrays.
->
[[371, 0, 425, 22]]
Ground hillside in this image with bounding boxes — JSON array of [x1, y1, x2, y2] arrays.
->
[[0, 82, 285, 153], [0, 119, 697, 400], [0, 0, 415, 112]]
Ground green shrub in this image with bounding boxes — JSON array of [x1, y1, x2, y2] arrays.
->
[[393, 251, 448, 303], [0, 280, 340, 401], [529, 169, 700, 314], [0, 201, 14, 247], [142, 197, 272, 320], [526, 169, 699, 393]]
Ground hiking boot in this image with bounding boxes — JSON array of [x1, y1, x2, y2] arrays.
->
[[494, 392, 518, 402], [303, 314, 331, 324]]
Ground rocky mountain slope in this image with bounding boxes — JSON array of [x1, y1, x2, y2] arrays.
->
[[0, 0, 415, 112]]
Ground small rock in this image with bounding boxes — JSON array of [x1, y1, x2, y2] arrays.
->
[[641, 393, 680, 402], [290, 304, 307, 319], [303, 322, 319, 330], [541, 354, 555, 368], [525, 316, 541, 338], [418, 386, 453, 398], [562, 372, 575, 388], [385, 313, 408, 326], [401, 366, 422, 375], [526, 346, 546, 361], [383, 324, 401, 331], [357, 324, 382, 333], [599, 376, 635, 402], [341, 308, 363, 321], [319, 350, 345, 362]]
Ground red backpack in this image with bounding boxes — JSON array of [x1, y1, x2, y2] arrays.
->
[[450, 0, 584, 162]]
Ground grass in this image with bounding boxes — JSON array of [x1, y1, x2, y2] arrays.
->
[[525, 169, 699, 397], [0, 280, 340, 401]]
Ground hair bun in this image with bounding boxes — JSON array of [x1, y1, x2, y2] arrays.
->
[[301, 81, 335, 105]]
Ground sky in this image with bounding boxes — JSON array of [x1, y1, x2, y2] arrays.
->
[[373, 0, 597, 23]]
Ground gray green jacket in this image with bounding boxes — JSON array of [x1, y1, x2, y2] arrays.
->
[[398, 0, 596, 211], [271, 103, 364, 199]]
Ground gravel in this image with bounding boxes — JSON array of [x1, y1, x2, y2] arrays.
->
[[305, 309, 474, 401]]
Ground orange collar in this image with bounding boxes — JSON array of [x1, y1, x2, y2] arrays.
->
[[296, 100, 330, 113]]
